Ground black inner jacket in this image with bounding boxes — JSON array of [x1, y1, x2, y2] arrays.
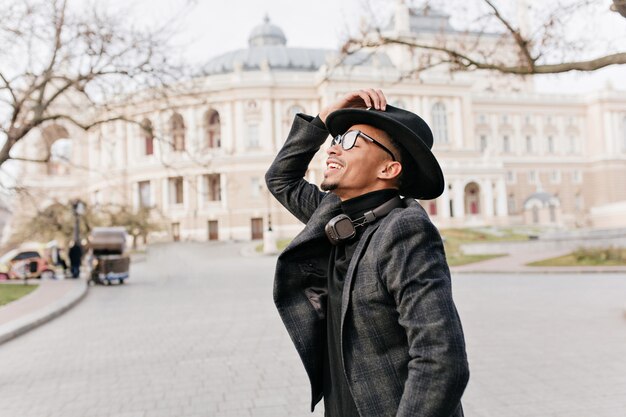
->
[[323, 188, 399, 417]]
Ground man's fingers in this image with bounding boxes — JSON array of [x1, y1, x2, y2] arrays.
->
[[335, 88, 388, 113], [375, 89, 387, 110], [356, 90, 373, 108], [364, 88, 381, 110]]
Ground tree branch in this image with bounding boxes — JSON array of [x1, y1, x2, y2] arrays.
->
[[345, 35, 626, 75], [482, 0, 536, 71], [8, 155, 51, 164], [0, 72, 17, 105]]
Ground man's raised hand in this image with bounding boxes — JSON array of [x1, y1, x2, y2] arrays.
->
[[319, 89, 387, 124]]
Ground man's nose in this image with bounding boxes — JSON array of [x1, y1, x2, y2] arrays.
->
[[327, 144, 341, 156]]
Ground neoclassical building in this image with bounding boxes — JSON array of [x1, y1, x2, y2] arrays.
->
[[9, 6, 626, 243]]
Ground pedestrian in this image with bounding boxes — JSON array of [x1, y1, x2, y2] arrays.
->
[[266, 89, 469, 417], [68, 241, 83, 279]]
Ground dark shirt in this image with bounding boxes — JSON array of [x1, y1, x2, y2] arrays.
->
[[68, 245, 83, 265], [323, 188, 399, 417]]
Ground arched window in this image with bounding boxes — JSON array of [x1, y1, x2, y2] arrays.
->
[[42, 124, 71, 175], [49, 138, 72, 175], [141, 118, 154, 156], [431, 102, 448, 144], [464, 182, 480, 215], [170, 113, 185, 151], [204, 109, 221, 149]]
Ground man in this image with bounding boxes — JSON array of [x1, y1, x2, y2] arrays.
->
[[266, 89, 469, 417], [68, 241, 83, 279]]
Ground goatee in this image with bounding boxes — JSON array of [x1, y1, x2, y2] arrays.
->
[[320, 181, 337, 192]]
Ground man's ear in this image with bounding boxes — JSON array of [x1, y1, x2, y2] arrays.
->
[[379, 161, 402, 181]]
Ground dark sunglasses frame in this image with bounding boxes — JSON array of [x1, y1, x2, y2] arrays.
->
[[332, 130, 397, 161]]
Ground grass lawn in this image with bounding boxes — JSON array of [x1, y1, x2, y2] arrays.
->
[[528, 247, 626, 267], [255, 238, 292, 253], [0, 284, 39, 307], [256, 228, 523, 267], [441, 228, 527, 266], [446, 253, 506, 267]]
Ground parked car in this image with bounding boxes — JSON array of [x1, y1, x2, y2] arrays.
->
[[0, 243, 56, 280]]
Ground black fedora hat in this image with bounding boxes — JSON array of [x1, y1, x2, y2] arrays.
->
[[325, 104, 444, 199]]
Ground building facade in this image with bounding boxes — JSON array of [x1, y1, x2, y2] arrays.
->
[[9, 6, 626, 243]]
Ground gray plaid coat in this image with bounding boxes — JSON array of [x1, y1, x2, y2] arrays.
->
[[266, 115, 469, 417]]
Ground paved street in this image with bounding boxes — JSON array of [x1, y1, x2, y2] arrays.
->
[[0, 242, 625, 417]]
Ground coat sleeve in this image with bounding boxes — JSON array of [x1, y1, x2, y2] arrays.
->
[[377, 214, 469, 417], [265, 114, 329, 224]]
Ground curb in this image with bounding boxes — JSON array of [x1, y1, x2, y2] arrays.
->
[[0, 279, 88, 346], [451, 268, 626, 275]]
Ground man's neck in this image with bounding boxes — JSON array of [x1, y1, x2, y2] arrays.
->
[[334, 186, 399, 202]]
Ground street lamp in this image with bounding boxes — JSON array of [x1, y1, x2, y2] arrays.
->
[[72, 199, 86, 243], [259, 183, 277, 254], [265, 187, 273, 232]]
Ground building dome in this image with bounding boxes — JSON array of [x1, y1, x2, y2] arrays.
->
[[248, 15, 287, 47], [202, 16, 394, 75]]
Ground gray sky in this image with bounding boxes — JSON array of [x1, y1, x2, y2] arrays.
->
[[103, 0, 625, 94], [106, 0, 364, 61]]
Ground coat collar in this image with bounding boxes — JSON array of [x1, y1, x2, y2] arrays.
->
[[280, 193, 341, 258]]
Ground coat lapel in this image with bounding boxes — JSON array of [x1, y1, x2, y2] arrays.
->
[[339, 221, 383, 337]]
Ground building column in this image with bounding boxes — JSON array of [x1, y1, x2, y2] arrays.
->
[[183, 176, 191, 211], [221, 174, 228, 210], [440, 181, 451, 219], [496, 178, 508, 217], [482, 179, 495, 217], [131, 182, 139, 210], [194, 108, 204, 152], [453, 97, 463, 149], [196, 174, 204, 210], [603, 112, 613, 155], [413, 95, 423, 116], [453, 180, 465, 219], [421, 96, 430, 125], [154, 112, 165, 159], [162, 178, 169, 210], [150, 180, 156, 208]]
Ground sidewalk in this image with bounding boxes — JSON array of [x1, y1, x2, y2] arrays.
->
[[450, 248, 626, 274], [0, 278, 87, 345]]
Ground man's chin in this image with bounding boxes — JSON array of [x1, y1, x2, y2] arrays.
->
[[320, 181, 338, 192]]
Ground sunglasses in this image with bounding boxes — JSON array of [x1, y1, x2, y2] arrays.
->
[[332, 130, 397, 161]]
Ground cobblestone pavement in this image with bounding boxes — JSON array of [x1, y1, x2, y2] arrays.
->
[[0, 242, 625, 417]]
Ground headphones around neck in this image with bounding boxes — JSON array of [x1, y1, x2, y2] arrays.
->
[[324, 196, 404, 245]]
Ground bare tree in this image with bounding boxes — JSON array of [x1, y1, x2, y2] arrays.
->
[[342, 0, 626, 76], [107, 206, 164, 249], [8, 200, 104, 247], [8, 198, 164, 250], [0, 0, 186, 169]]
